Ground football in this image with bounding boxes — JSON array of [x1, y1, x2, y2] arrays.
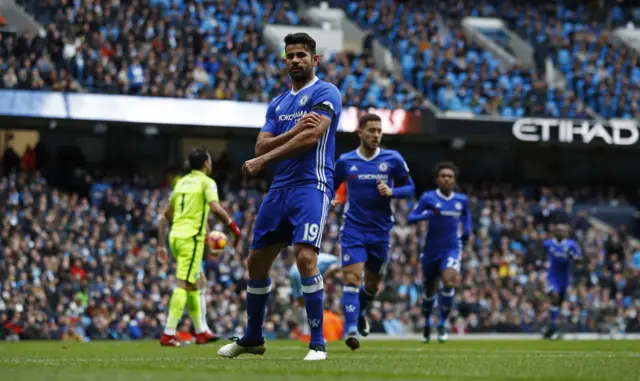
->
[[207, 231, 227, 251]]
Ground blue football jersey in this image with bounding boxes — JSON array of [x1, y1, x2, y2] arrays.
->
[[544, 238, 581, 281], [261, 77, 342, 196], [334, 148, 414, 238], [408, 189, 471, 258]]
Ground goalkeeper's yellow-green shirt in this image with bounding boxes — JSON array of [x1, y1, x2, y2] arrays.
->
[[169, 170, 219, 241]]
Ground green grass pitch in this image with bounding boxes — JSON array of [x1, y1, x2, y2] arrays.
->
[[1, 340, 639, 381]]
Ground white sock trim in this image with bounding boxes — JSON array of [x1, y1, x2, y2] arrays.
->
[[302, 279, 324, 294], [247, 285, 272, 294], [343, 285, 359, 293], [440, 289, 455, 297]]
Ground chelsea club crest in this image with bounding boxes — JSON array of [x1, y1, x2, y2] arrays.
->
[[299, 95, 309, 106], [378, 162, 388, 172]]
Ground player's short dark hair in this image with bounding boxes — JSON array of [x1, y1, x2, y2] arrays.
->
[[433, 161, 459, 180], [358, 113, 382, 129], [188, 147, 210, 171], [284, 33, 317, 55]]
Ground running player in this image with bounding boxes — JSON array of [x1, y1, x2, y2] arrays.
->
[[408, 161, 471, 344], [158, 148, 241, 347], [289, 252, 340, 335], [217, 32, 342, 361], [543, 224, 581, 340], [333, 113, 414, 350]]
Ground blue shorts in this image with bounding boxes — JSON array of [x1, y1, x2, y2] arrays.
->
[[340, 232, 390, 276], [547, 275, 568, 299], [251, 187, 331, 250], [420, 250, 461, 282]]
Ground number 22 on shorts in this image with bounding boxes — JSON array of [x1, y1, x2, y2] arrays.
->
[[446, 256, 461, 272]]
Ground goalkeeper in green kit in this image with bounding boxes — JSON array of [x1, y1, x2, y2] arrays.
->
[[158, 147, 241, 346]]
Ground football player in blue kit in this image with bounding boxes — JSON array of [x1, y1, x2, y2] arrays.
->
[[542, 223, 581, 340], [218, 33, 342, 361], [333, 113, 415, 350], [408, 161, 471, 343]]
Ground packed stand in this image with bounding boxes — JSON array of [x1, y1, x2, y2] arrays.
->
[[318, 51, 425, 111], [337, 0, 546, 116], [1, 152, 639, 341], [3, 0, 419, 109], [441, 0, 640, 119], [4, 0, 301, 101]]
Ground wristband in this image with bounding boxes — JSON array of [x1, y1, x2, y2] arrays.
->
[[228, 220, 241, 237]]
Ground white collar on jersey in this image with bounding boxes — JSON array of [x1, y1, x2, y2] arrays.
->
[[436, 188, 455, 201], [290, 76, 319, 95], [356, 147, 380, 162], [552, 238, 567, 245]]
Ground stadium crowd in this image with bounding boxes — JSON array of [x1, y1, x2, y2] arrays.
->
[[5, 0, 640, 116], [0, 0, 636, 116], [0, 0, 420, 108], [1, 148, 639, 342], [338, 0, 640, 118]]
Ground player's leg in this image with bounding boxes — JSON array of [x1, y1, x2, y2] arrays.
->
[[420, 254, 440, 344], [340, 238, 366, 350], [290, 188, 331, 361], [545, 282, 565, 340], [357, 241, 390, 338], [341, 262, 364, 350], [183, 239, 207, 335], [289, 264, 309, 336], [194, 270, 218, 344], [217, 243, 283, 357], [162, 237, 202, 346], [218, 190, 288, 358], [197, 271, 210, 333], [437, 252, 461, 343]]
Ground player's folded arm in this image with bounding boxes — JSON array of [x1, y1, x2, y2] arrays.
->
[[255, 103, 289, 157], [303, 112, 332, 142], [298, 101, 336, 143]]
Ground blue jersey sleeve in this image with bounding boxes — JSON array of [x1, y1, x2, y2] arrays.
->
[[407, 192, 434, 224], [311, 84, 342, 120], [569, 240, 582, 259], [460, 197, 472, 244], [334, 155, 346, 191], [391, 152, 414, 199], [261, 102, 278, 134]]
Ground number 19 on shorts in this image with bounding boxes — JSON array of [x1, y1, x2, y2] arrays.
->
[[303, 223, 320, 242]]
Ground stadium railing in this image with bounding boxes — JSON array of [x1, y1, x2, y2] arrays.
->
[[0, 89, 424, 135], [3, 89, 639, 149]]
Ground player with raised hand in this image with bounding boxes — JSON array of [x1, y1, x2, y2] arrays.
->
[[157, 147, 241, 347], [217, 32, 342, 361], [332, 113, 414, 350], [408, 161, 471, 344], [543, 223, 582, 341]]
